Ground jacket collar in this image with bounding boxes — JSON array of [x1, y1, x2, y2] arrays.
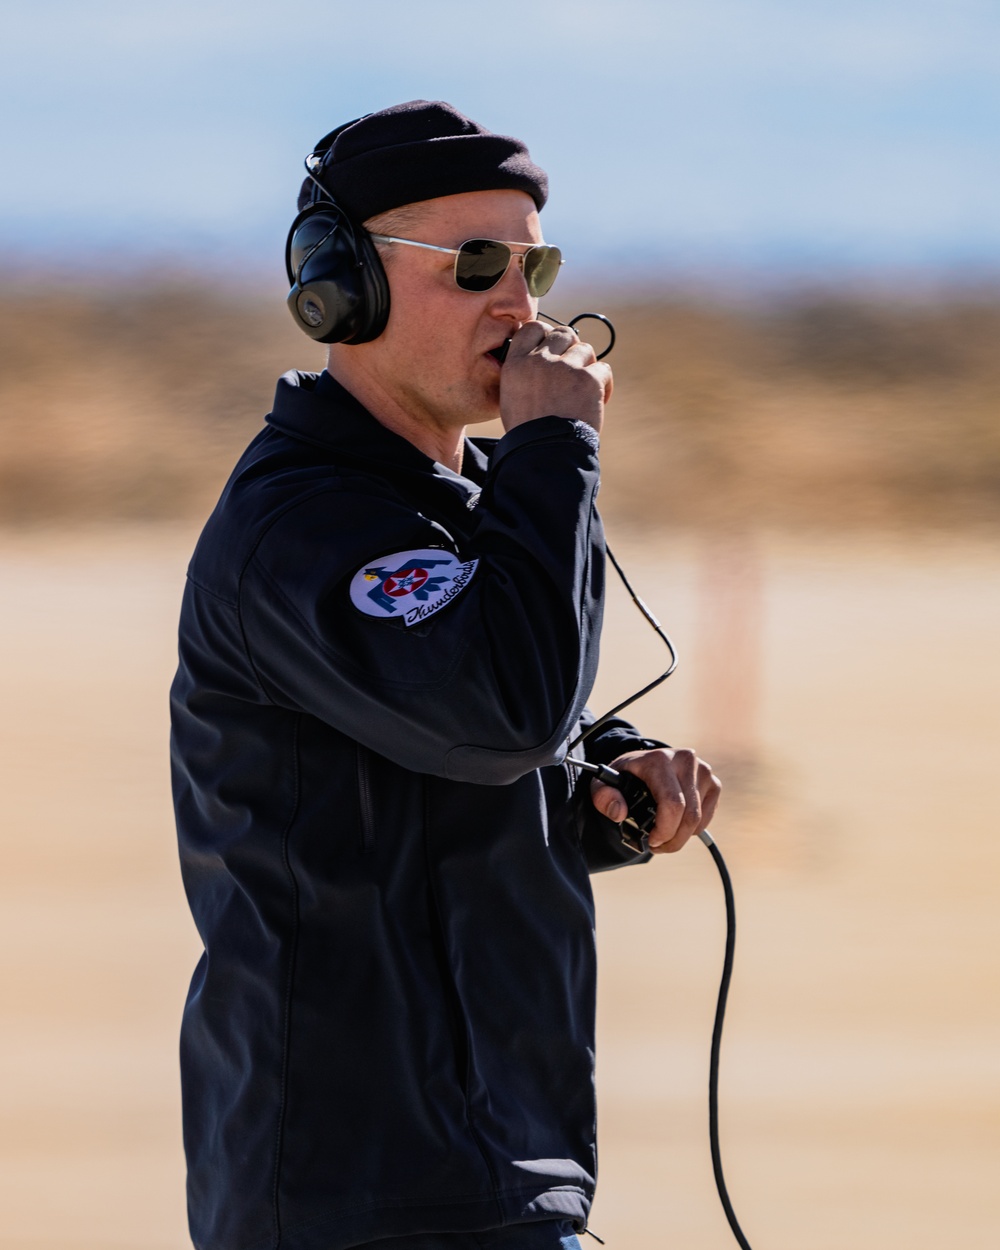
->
[[266, 370, 491, 486]]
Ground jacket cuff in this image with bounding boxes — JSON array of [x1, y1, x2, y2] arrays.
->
[[490, 417, 600, 469], [584, 729, 670, 768]]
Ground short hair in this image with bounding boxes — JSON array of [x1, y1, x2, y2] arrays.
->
[[362, 202, 435, 267]]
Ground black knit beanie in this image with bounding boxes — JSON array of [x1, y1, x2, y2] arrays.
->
[[297, 100, 548, 221]]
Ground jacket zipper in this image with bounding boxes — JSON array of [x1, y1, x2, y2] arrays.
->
[[356, 742, 376, 853]]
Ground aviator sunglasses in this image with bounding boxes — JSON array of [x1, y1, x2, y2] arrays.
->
[[367, 234, 564, 297]]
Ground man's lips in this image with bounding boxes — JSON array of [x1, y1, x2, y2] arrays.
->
[[487, 339, 512, 364]]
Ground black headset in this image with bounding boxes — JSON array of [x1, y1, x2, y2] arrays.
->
[[284, 121, 391, 345]]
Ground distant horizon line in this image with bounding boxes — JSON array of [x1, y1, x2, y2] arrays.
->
[[3, 244, 1000, 302]]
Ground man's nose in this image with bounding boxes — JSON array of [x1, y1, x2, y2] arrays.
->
[[488, 255, 535, 321]]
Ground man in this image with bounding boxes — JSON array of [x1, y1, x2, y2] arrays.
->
[[171, 101, 719, 1250]]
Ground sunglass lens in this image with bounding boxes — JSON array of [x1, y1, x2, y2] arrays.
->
[[454, 239, 512, 291], [523, 245, 562, 297]]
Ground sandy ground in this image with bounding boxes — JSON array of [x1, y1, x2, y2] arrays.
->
[[1, 526, 998, 1250]]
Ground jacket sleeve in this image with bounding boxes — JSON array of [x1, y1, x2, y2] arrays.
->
[[239, 417, 605, 784], [573, 708, 668, 873]]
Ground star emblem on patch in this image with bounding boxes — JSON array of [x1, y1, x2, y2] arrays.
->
[[349, 549, 479, 627]]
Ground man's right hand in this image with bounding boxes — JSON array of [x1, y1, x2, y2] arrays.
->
[[499, 320, 613, 436]]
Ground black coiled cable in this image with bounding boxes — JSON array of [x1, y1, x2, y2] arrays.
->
[[698, 829, 754, 1250]]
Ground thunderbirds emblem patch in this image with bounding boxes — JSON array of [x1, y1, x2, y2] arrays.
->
[[350, 548, 479, 627]]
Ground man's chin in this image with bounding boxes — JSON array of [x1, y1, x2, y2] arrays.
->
[[461, 380, 502, 428], [464, 393, 504, 429]]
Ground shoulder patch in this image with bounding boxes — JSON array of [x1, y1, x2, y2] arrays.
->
[[349, 548, 479, 627]]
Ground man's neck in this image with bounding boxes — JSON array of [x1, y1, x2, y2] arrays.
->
[[324, 359, 465, 474]]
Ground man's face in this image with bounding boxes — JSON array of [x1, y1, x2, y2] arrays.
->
[[342, 189, 543, 432]]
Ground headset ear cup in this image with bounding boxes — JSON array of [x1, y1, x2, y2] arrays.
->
[[285, 204, 390, 345], [350, 229, 390, 345], [286, 278, 352, 343]]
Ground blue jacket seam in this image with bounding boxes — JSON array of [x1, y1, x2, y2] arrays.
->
[[184, 571, 237, 608]]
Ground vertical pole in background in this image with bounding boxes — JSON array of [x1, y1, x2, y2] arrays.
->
[[693, 534, 763, 1250], [693, 530, 764, 779]]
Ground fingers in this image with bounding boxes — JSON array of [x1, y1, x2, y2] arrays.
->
[[540, 324, 584, 358], [529, 327, 612, 402], [500, 319, 611, 434], [592, 359, 613, 405], [595, 748, 722, 855], [646, 748, 699, 852], [507, 320, 586, 360], [590, 780, 628, 824], [506, 319, 549, 355], [646, 749, 721, 853], [698, 757, 721, 831]]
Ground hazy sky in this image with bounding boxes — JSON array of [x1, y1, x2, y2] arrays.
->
[[3, 0, 999, 280]]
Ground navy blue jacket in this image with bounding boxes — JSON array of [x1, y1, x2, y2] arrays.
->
[[170, 371, 655, 1250]]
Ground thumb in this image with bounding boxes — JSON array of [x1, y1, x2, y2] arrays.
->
[[590, 779, 627, 824]]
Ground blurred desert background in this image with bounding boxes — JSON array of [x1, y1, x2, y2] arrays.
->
[[1, 275, 998, 1250], [4, 0, 1000, 1245]]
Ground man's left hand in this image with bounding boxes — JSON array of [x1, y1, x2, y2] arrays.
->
[[590, 747, 721, 854]]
